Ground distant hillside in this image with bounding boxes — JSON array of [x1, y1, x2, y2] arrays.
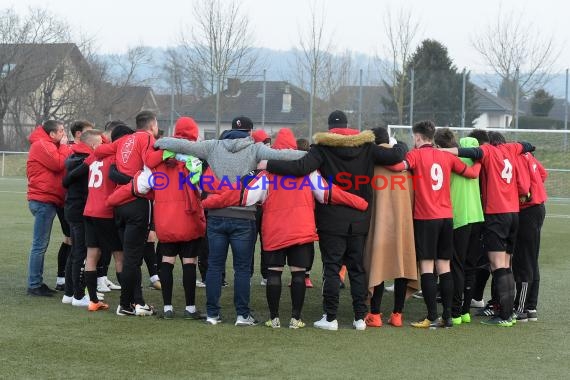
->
[[98, 47, 569, 98]]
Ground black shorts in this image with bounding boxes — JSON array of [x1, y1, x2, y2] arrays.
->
[[84, 216, 122, 253], [157, 241, 199, 258], [263, 243, 313, 268], [413, 218, 454, 261], [482, 213, 519, 254], [56, 207, 70, 237]]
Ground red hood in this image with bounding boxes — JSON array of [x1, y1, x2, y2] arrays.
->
[[71, 141, 93, 155], [252, 129, 270, 143], [28, 126, 51, 144], [174, 117, 199, 141], [328, 127, 360, 136], [272, 128, 297, 150]]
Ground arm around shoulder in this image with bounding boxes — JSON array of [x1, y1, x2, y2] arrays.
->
[[266, 148, 322, 177], [154, 138, 215, 160], [372, 143, 406, 165], [256, 144, 307, 161]]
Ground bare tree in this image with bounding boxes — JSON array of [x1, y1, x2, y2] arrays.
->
[[21, 48, 92, 123], [379, 7, 420, 125], [180, 0, 257, 136], [162, 48, 187, 101], [0, 7, 76, 148], [160, 47, 202, 106], [295, 1, 333, 137], [472, 7, 559, 125], [87, 45, 153, 126], [319, 49, 356, 102]]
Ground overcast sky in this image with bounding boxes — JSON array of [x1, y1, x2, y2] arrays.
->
[[3, 0, 569, 73]]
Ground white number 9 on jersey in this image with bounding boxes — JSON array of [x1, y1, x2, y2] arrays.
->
[[431, 163, 443, 190], [501, 159, 513, 184]]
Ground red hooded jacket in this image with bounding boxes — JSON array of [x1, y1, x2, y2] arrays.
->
[[26, 126, 73, 207], [258, 128, 317, 250], [516, 153, 548, 209], [147, 117, 206, 242]]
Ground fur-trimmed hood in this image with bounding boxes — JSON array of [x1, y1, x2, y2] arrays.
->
[[313, 130, 375, 147]]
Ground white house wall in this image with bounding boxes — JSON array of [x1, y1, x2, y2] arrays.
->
[[474, 112, 512, 129]]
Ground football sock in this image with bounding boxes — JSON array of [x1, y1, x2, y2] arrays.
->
[[182, 263, 197, 307], [96, 265, 104, 278], [506, 268, 516, 313], [144, 242, 158, 277], [85, 270, 98, 303], [490, 276, 497, 305], [493, 268, 512, 320], [266, 270, 282, 319], [421, 273, 438, 321], [290, 271, 306, 320], [473, 267, 490, 302], [393, 278, 408, 313], [439, 272, 453, 320], [160, 262, 174, 306], [370, 282, 384, 314]]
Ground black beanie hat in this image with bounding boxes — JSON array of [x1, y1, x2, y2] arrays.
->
[[328, 110, 348, 129], [111, 124, 134, 142], [231, 116, 253, 130], [371, 127, 389, 145]]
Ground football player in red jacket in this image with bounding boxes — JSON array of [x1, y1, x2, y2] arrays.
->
[[204, 128, 369, 329], [441, 130, 535, 326], [388, 121, 481, 328], [512, 152, 547, 322], [26, 121, 72, 297]]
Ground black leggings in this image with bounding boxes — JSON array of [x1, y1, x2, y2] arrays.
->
[[370, 278, 408, 314]]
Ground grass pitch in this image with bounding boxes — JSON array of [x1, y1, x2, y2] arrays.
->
[[1, 178, 569, 379]]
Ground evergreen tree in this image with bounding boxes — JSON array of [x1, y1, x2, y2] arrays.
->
[[530, 89, 554, 117], [383, 39, 479, 127]]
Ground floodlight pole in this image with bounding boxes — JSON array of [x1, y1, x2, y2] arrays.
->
[[262, 69, 266, 129], [169, 75, 175, 137], [564, 69, 568, 151], [309, 75, 314, 141], [409, 68, 415, 126], [358, 68, 363, 131], [215, 75, 221, 138], [515, 68, 520, 129], [461, 68, 466, 129]]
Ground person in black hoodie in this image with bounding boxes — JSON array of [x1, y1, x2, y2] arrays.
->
[[61, 129, 103, 307], [259, 111, 407, 331]]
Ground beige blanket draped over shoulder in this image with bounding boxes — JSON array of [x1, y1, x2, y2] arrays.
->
[[364, 151, 418, 296]]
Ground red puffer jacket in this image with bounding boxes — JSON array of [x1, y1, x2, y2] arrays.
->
[[150, 159, 206, 242], [150, 116, 205, 242], [26, 126, 73, 207], [261, 173, 319, 251]]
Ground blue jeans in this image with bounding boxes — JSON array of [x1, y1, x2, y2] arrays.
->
[[206, 216, 256, 318], [28, 200, 57, 288]]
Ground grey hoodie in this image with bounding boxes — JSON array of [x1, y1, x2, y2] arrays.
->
[[155, 136, 306, 219]]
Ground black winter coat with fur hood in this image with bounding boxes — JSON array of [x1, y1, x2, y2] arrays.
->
[[267, 129, 406, 235]]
